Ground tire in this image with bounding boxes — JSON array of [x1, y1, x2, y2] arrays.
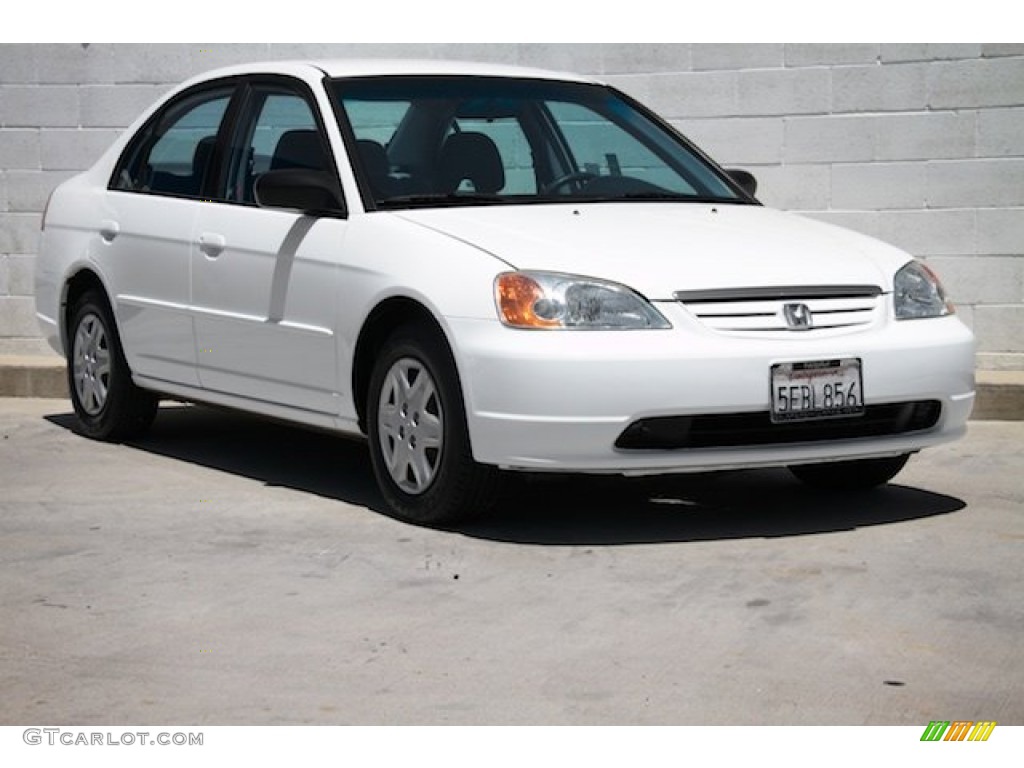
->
[[788, 454, 910, 490], [67, 290, 158, 441], [366, 324, 501, 526]]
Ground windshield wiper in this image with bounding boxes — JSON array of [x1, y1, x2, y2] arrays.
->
[[376, 192, 510, 208], [376, 191, 752, 209], [616, 192, 749, 204], [527, 192, 750, 205]]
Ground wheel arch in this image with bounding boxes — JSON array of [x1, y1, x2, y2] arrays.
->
[[61, 268, 116, 356], [352, 296, 456, 434]]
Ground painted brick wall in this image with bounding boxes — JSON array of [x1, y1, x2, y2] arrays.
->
[[1, 43, 1022, 368]]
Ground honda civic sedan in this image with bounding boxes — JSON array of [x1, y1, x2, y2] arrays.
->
[[35, 59, 976, 525]]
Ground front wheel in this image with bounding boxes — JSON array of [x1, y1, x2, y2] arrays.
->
[[788, 454, 911, 490], [366, 325, 501, 526], [67, 290, 158, 441]]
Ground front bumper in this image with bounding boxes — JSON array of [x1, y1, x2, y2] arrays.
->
[[449, 305, 975, 473]]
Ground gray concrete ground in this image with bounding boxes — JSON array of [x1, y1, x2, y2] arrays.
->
[[1, 397, 1021, 725]]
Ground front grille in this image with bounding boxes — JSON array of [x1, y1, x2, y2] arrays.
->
[[615, 401, 942, 450], [674, 285, 883, 335]]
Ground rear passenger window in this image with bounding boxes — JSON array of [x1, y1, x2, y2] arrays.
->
[[112, 88, 233, 198]]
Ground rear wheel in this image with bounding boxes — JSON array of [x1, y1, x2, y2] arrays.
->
[[67, 290, 158, 441], [367, 324, 500, 526], [788, 454, 910, 490]]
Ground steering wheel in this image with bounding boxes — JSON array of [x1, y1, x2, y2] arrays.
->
[[541, 171, 597, 195]]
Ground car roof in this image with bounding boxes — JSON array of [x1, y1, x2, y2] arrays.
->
[[180, 58, 603, 87]]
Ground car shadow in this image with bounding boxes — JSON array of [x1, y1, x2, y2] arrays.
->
[[45, 403, 385, 513], [45, 404, 967, 546], [464, 472, 966, 545]]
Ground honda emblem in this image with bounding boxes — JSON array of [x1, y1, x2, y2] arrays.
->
[[783, 303, 813, 330]]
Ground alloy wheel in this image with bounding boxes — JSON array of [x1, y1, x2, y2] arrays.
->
[[72, 312, 111, 416], [376, 357, 444, 495]]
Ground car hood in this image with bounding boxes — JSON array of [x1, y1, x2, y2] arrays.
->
[[394, 203, 910, 300]]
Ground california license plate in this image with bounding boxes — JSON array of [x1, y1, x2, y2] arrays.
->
[[770, 358, 864, 422]]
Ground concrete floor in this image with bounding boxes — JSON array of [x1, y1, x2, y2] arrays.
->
[[1, 398, 1021, 725]]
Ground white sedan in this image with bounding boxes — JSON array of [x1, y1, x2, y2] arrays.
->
[[35, 59, 976, 525]]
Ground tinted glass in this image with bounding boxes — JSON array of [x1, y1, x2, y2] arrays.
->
[[113, 88, 233, 198], [225, 89, 324, 204], [332, 76, 744, 209], [450, 115, 536, 194]]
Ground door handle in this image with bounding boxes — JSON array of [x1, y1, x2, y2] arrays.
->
[[198, 232, 226, 258], [99, 220, 120, 243]]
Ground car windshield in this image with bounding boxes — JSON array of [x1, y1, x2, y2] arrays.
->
[[330, 76, 747, 210]]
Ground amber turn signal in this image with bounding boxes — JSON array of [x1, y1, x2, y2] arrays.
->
[[495, 273, 560, 328]]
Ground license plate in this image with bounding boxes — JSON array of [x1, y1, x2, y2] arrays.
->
[[770, 358, 864, 422]]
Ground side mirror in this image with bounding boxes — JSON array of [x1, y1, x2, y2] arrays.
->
[[725, 168, 757, 199], [254, 169, 346, 216]]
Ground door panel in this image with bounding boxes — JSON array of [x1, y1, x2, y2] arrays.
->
[[105, 86, 235, 387], [108, 193, 200, 386], [191, 205, 343, 414], [190, 85, 344, 414]]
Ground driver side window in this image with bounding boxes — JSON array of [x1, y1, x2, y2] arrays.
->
[[547, 101, 698, 195]]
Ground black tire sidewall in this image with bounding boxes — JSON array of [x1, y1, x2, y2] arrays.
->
[[67, 291, 154, 440], [366, 327, 480, 526]]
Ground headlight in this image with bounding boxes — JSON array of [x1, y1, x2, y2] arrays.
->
[[494, 271, 671, 330], [894, 261, 954, 320]]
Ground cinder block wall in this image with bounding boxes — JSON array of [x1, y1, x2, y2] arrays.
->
[[2, 43, 1022, 368]]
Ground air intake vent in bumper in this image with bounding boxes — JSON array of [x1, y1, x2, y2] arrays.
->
[[615, 400, 941, 450]]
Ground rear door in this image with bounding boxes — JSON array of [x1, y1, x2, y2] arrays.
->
[[107, 83, 237, 387]]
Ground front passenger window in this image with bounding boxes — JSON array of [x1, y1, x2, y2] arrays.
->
[[225, 91, 327, 204]]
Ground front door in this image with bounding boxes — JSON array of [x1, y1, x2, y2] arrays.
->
[[190, 83, 344, 415]]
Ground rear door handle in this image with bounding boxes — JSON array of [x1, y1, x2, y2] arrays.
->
[[198, 232, 226, 258], [99, 220, 120, 243]]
